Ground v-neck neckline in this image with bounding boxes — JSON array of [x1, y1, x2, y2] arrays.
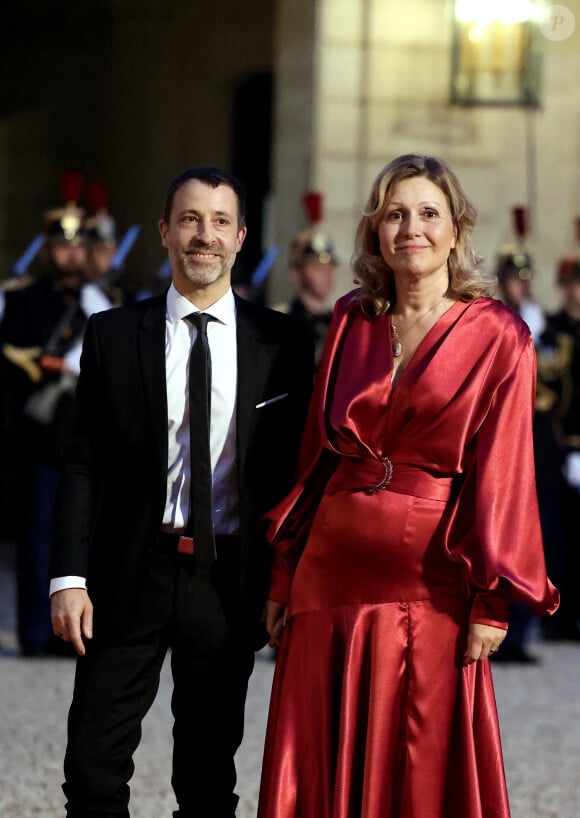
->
[[389, 299, 469, 391]]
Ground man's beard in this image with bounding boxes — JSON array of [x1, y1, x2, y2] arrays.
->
[[177, 243, 230, 286], [48, 261, 84, 293]]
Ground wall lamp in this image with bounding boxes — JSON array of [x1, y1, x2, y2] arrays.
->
[[451, 0, 546, 107]]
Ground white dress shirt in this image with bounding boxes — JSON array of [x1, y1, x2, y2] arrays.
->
[[50, 283, 239, 595], [163, 283, 239, 533]]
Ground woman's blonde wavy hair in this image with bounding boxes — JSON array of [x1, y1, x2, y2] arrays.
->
[[351, 154, 496, 315]]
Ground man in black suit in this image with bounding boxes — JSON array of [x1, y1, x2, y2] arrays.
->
[[50, 166, 313, 818]]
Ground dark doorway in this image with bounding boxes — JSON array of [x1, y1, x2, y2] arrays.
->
[[231, 72, 273, 300]]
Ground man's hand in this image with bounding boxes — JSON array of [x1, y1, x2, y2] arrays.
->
[[262, 598, 287, 648], [51, 589, 93, 656], [463, 622, 507, 666]]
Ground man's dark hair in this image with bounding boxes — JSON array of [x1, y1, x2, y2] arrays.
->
[[162, 166, 246, 227]]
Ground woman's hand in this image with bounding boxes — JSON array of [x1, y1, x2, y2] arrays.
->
[[262, 598, 287, 648], [463, 623, 507, 665]]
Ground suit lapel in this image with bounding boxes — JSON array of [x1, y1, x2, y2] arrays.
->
[[235, 296, 278, 472], [138, 293, 169, 482]]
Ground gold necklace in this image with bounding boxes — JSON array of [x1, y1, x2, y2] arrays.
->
[[391, 295, 447, 358]]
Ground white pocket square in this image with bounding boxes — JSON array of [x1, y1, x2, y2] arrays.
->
[[255, 393, 289, 409]]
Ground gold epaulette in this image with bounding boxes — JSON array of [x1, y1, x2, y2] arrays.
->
[[536, 333, 573, 382], [1, 343, 43, 382], [0, 274, 33, 292], [535, 382, 558, 413]]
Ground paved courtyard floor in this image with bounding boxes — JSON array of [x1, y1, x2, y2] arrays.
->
[[1, 540, 578, 817]]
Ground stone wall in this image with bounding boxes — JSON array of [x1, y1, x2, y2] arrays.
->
[[270, 0, 580, 310]]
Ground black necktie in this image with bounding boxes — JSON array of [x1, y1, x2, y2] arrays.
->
[[186, 312, 216, 566]]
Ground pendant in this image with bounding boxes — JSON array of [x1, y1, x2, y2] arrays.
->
[[393, 341, 403, 357]]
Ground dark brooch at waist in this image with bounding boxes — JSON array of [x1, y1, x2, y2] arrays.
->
[[364, 456, 393, 494]]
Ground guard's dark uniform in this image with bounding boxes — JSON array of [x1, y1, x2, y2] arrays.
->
[[537, 256, 580, 640]]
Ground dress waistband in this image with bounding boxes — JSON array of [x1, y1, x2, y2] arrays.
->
[[326, 457, 454, 502]]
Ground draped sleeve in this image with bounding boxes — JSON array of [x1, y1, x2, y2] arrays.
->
[[445, 328, 560, 627]]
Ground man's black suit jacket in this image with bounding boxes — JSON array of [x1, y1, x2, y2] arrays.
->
[[51, 291, 314, 643]]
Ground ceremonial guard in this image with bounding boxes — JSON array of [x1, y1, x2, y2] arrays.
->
[[495, 246, 546, 342], [0, 172, 111, 656], [493, 247, 550, 662], [83, 179, 142, 306], [537, 256, 580, 640], [82, 180, 123, 306], [274, 228, 338, 369]]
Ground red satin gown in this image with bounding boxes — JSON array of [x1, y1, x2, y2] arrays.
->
[[258, 292, 559, 818]]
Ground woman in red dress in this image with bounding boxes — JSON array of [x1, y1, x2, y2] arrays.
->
[[257, 154, 559, 818]]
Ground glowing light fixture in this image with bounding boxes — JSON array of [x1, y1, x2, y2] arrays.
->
[[451, 0, 545, 106]]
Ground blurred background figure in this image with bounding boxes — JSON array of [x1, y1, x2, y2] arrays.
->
[[536, 255, 580, 641], [0, 170, 112, 656], [83, 180, 124, 307], [231, 244, 280, 305], [494, 245, 548, 663], [83, 179, 144, 306], [496, 246, 546, 343], [273, 227, 337, 369]]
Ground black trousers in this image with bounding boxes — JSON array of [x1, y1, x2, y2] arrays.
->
[[62, 535, 256, 818]]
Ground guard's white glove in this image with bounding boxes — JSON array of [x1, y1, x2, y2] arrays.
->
[[563, 451, 580, 491]]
